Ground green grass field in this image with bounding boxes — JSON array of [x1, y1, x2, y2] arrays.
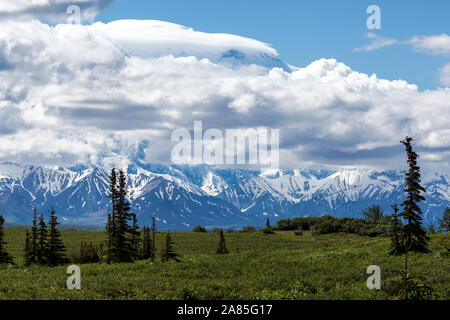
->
[[1, 228, 449, 300]]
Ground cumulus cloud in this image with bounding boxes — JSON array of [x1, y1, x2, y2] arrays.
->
[[0, 0, 113, 23], [0, 19, 449, 171], [408, 34, 450, 55], [441, 63, 450, 87]]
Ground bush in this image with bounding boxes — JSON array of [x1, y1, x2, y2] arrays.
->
[[71, 242, 101, 264], [211, 227, 221, 233], [293, 230, 303, 236], [241, 225, 256, 232], [262, 227, 275, 234], [192, 225, 207, 233]]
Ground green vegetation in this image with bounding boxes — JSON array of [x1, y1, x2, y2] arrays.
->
[[0, 228, 448, 300]]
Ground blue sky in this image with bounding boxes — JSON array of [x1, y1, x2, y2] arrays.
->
[[97, 0, 450, 90]]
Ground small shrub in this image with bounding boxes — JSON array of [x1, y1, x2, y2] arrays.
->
[[262, 227, 275, 234], [293, 230, 303, 236], [241, 225, 256, 232], [211, 227, 221, 233], [71, 242, 101, 264], [192, 225, 207, 233]]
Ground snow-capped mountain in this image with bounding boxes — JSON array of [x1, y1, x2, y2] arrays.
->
[[0, 162, 448, 230], [90, 19, 292, 71]]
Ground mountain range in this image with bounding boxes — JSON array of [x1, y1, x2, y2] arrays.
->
[[0, 162, 448, 230]]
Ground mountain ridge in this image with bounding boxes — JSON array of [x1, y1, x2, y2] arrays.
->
[[0, 162, 448, 230]]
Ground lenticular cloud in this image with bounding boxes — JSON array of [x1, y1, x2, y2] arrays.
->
[[0, 19, 449, 171]]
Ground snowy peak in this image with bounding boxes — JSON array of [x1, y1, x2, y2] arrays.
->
[[91, 19, 291, 71], [0, 162, 448, 229]]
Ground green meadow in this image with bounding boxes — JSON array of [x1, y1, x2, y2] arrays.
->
[[0, 228, 449, 300]]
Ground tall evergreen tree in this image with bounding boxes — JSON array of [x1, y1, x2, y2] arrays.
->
[[47, 208, 68, 266], [0, 214, 14, 265], [438, 207, 450, 233], [30, 207, 39, 264], [151, 214, 156, 260], [24, 230, 34, 266], [400, 137, 430, 253], [37, 213, 49, 265], [105, 168, 138, 263], [266, 218, 271, 228], [389, 204, 404, 255], [161, 231, 179, 262], [216, 229, 229, 255], [115, 168, 134, 262], [141, 227, 153, 260], [130, 213, 140, 260], [106, 169, 119, 263]]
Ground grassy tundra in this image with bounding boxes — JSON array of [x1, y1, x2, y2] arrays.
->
[[0, 228, 448, 300]]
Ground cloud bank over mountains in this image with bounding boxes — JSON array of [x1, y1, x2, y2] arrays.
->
[[0, 0, 113, 22], [0, 19, 449, 172]]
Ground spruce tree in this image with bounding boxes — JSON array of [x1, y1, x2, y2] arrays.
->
[[161, 231, 179, 262], [115, 168, 134, 262], [438, 207, 450, 233], [106, 169, 118, 263], [266, 218, 270, 228], [141, 227, 153, 260], [37, 213, 49, 265], [130, 213, 140, 260], [400, 137, 429, 253], [216, 229, 229, 255], [0, 214, 14, 265], [24, 230, 34, 266], [151, 214, 156, 260], [48, 208, 68, 266], [30, 207, 39, 264], [389, 204, 404, 255]]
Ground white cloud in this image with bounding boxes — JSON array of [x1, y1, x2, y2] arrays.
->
[[408, 34, 450, 55], [0, 20, 449, 171], [440, 63, 450, 87], [0, 0, 113, 22], [353, 33, 398, 52]]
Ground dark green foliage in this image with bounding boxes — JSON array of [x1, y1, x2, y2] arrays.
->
[[266, 218, 271, 228], [261, 227, 275, 234], [30, 207, 38, 264], [37, 214, 49, 265], [192, 225, 207, 233], [151, 214, 156, 260], [275, 217, 322, 231], [400, 137, 430, 253], [130, 214, 140, 260], [71, 242, 101, 264], [438, 207, 450, 233], [293, 230, 303, 236], [305, 215, 390, 237], [389, 204, 404, 255], [161, 231, 179, 262], [141, 227, 154, 260], [0, 214, 14, 265], [393, 271, 437, 300], [23, 230, 33, 266], [216, 229, 229, 254], [362, 205, 384, 221], [106, 168, 140, 263], [241, 225, 256, 232], [47, 208, 68, 266]]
